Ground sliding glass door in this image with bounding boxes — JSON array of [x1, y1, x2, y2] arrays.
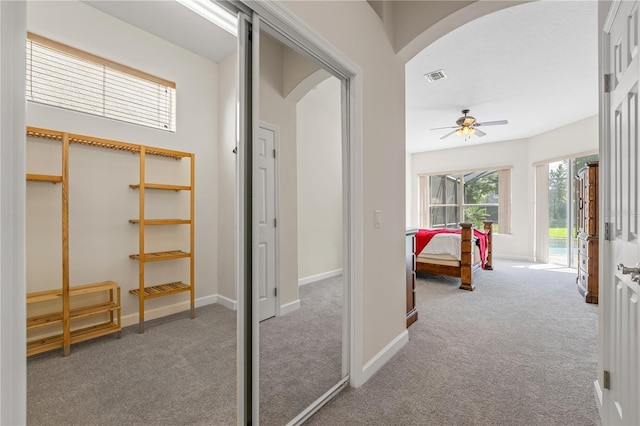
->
[[547, 154, 598, 266], [548, 160, 570, 265]]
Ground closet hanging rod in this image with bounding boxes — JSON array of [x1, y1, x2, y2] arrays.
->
[[26, 126, 191, 160]]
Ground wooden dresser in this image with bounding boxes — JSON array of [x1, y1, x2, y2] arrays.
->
[[406, 229, 418, 327], [576, 161, 599, 304]]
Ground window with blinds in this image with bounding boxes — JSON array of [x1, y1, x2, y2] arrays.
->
[[419, 168, 511, 234], [26, 33, 176, 132]]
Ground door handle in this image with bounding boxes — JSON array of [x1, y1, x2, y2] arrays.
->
[[617, 263, 640, 274], [617, 263, 640, 282]]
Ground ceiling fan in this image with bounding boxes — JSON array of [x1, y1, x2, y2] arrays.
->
[[431, 109, 508, 140]]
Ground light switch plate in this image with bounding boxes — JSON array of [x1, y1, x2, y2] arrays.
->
[[374, 209, 382, 229]]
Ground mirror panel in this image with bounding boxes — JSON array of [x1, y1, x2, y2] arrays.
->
[[257, 30, 346, 425]]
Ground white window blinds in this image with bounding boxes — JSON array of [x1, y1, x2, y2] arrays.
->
[[26, 33, 176, 132]]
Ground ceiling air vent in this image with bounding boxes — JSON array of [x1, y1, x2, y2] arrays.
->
[[424, 70, 447, 82]]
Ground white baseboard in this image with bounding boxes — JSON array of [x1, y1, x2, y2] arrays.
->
[[360, 329, 409, 385], [493, 254, 536, 262], [216, 294, 237, 311], [196, 294, 218, 308], [298, 268, 343, 286], [594, 379, 604, 411], [280, 299, 300, 316], [121, 294, 232, 327]]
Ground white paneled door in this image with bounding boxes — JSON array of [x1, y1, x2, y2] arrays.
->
[[601, 1, 640, 425], [257, 125, 277, 321]]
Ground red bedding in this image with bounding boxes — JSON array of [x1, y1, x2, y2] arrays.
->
[[415, 228, 489, 268]]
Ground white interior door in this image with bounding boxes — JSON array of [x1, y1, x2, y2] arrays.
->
[[601, 2, 640, 425], [256, 125, 277, 321]]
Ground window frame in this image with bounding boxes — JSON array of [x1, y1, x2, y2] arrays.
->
[[26, 32, 176, 132], [419, 166, 512, 233]]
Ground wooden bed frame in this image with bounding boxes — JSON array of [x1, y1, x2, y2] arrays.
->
[[415, 221, 493, 291]]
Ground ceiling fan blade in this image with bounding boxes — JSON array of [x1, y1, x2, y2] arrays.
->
[[440, 129, 458, 139], [474, 128, 487, 137], [430, 125, 458, 131], [476, 120, 508, 127]]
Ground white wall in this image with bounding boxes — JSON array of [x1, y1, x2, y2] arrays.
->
[[217, 53, 238, 307], [296, 77, 343, 281], [26, 1, 223, 324], [529, 115, 598, 163], [410, 116, 599, 261], [259, 33, 300, 307]]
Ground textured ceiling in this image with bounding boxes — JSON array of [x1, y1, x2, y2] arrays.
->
[[405, 1, 598, 153]]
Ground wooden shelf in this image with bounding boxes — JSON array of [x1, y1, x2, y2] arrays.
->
[[27, 288, 62, 304], [27, 281, 121, 356], [27, 278, 111, 303], [27, 322, 120, 357], [129, 282, 190, 300], [129, 183, 191, 191], [70, 321, 120, 345], [26, 174, 62, 183], [69, 281, 118, 296], [131, 147, 195, 333], [27, 334, 64, 357], [27, 312, 62, 330], [70, 301, 120, 320], [129, 250, 190, 262], [129, 219, 191, 225]]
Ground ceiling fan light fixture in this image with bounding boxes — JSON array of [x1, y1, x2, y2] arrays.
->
[[432, 109, 508, 141]]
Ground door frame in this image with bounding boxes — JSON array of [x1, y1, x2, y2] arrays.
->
[[596, 0, 617, 422], [596, 1, 610, 422], [0, 1, 27, 423], [258, 121, 281, 319], [245, 2, 364, 424]]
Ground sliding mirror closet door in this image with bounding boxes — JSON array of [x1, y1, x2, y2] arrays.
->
[[25, 1, 240, 424], [255, 27, 348, 425]]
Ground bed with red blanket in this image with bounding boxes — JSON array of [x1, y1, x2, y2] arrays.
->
[[414, 221, 493, 291]]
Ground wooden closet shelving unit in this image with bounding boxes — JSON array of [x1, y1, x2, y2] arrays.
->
[[26, 174, 63, 183], [26, 128, 122, 357], [128, 140, 195, 334], [26, 126, 195, 353], [27, 282, 121, 356]]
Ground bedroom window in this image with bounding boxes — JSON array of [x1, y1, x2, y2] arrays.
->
[[420, 168, 511, 233], [25, 33, 176, 132]]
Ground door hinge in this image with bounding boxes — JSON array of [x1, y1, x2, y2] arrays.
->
[[604, 73, 612, 93], [273, 149, 276, 159], [273, 218, 277, 227], [605, 222, 612, 241], [274, 287, 278, 297], [603, 370, 611, 390]]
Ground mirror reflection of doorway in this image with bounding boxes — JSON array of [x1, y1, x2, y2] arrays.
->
[[256, 124, 279, 322], [256, 30, 347, 425]]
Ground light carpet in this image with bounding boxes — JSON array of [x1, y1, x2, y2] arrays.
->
[[306, 259, 600, 426]]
